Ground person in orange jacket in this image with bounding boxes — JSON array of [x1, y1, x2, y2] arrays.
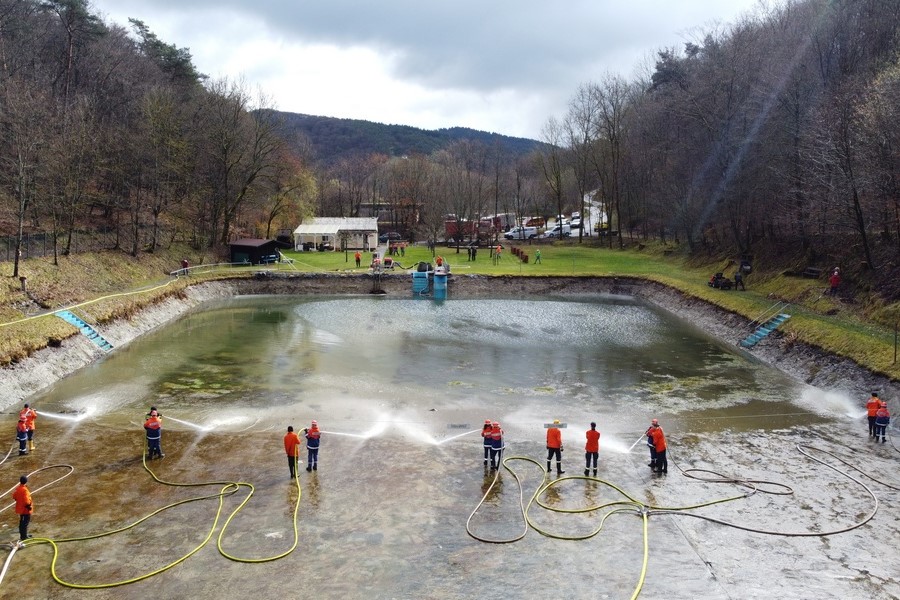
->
[[489, 421, 504, 470], [16, 417, 28, 456], [644, 423, 657, 470], [304, 420, 321, 471], [584, 422, 600, 476], [19, 404, 37, 451], [354, 251, 361, 268], [143, 408, 164, 460], [481, 420, 492, 466], [648, 418, 667, 474], [13, 475, 33, 541], [546, 419, 565, 476], [875, 401, 891, 444], [866, 392, 881, 438], [284, 426, 302, 478]]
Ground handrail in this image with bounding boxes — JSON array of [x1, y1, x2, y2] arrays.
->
[[748, 300, 790, 329]]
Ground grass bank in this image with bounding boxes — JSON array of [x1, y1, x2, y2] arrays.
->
[[1, 241, 897, 382]]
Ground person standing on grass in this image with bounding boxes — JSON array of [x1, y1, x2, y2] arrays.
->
[[829, 268, 841, 296]]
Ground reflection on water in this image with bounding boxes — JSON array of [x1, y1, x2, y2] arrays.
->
[[15, 295, 845, 437]]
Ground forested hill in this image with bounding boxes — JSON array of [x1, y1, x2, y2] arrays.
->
[[269, 110, 543, 165]]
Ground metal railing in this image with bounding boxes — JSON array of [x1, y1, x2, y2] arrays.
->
[[748, 300, 790, 329]]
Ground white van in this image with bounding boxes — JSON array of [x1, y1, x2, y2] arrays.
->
[[504, 226, 538, 240]]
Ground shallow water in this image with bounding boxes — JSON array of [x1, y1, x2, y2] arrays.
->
[[2, 294, 875, 599], [20, 295, 824, 439]]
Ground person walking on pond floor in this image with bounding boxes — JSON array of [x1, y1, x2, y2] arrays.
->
[[875, 401, 891, 443], [645, 422, 657, 471], [481, 420, 492, 465], [144, 408, 164, 459], [13, 475, 33, 542], [584, 422, 600, 476], [19, 404, 37, 452], [648, 419, 667, 473], [546, 419, 565, 476], [16, 417, 28, 456], [489, 421, 504, 470], [866, 392, 882, 438], [304, 420, 321, 471], [284, 426, 302, 478]]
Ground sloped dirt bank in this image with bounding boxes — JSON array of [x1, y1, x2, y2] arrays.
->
[[0, 273, 895, 411]]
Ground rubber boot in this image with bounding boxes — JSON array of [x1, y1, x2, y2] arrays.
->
[[557, 464, 565, 475], [593, 469, 597, 476], [546, 461, 551, 473], [584, 469, 589, 476], [28, 440, 35, 451]]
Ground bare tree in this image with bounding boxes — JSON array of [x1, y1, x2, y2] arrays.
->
[[198, 78, 285, 246]]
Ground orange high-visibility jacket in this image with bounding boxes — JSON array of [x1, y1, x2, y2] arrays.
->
[[649, 426, 667, 452], [867, 397, 881, 416], [547, 427, 562, 449], [585, 429, 600, 453], [20, 407, 36, 430], [13, 483, 32, 515], [284, 431, 301, 457]]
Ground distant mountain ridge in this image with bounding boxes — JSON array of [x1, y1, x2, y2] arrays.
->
[[269, 110, 543, 166]]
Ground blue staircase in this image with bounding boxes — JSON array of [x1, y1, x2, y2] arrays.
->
[[55, 310, 114, 352], [740, 313, 791, 348]]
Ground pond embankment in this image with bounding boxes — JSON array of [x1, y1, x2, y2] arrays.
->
[[0, 272, 894, 410]]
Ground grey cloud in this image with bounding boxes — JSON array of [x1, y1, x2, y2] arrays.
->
[[103, 0, 747, 91]]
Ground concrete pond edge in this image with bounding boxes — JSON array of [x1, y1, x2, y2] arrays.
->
[[0, 273, 894, 411]]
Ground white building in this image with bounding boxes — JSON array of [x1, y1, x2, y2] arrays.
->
[[292, 217, 379, 251]]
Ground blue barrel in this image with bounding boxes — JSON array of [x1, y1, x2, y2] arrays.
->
[[412, 271, 430, 295], [433, 272, 447, 299]]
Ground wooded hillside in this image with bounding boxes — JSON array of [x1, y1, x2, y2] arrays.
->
[[271, 111, 542, 166], [1, 0, 899, 304]]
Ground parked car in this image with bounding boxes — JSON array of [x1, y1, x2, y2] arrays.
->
[[570, 217, 582, 229], [379, 232, 403, 243], [504, 226, 538, 240], [543, 224, 571, 238]]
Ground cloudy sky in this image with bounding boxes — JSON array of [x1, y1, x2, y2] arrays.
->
[[89, 0, 769, 139]]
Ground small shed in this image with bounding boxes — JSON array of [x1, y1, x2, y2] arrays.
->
[[229, 238, 280, 265], [293, 217, 378, 251]]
